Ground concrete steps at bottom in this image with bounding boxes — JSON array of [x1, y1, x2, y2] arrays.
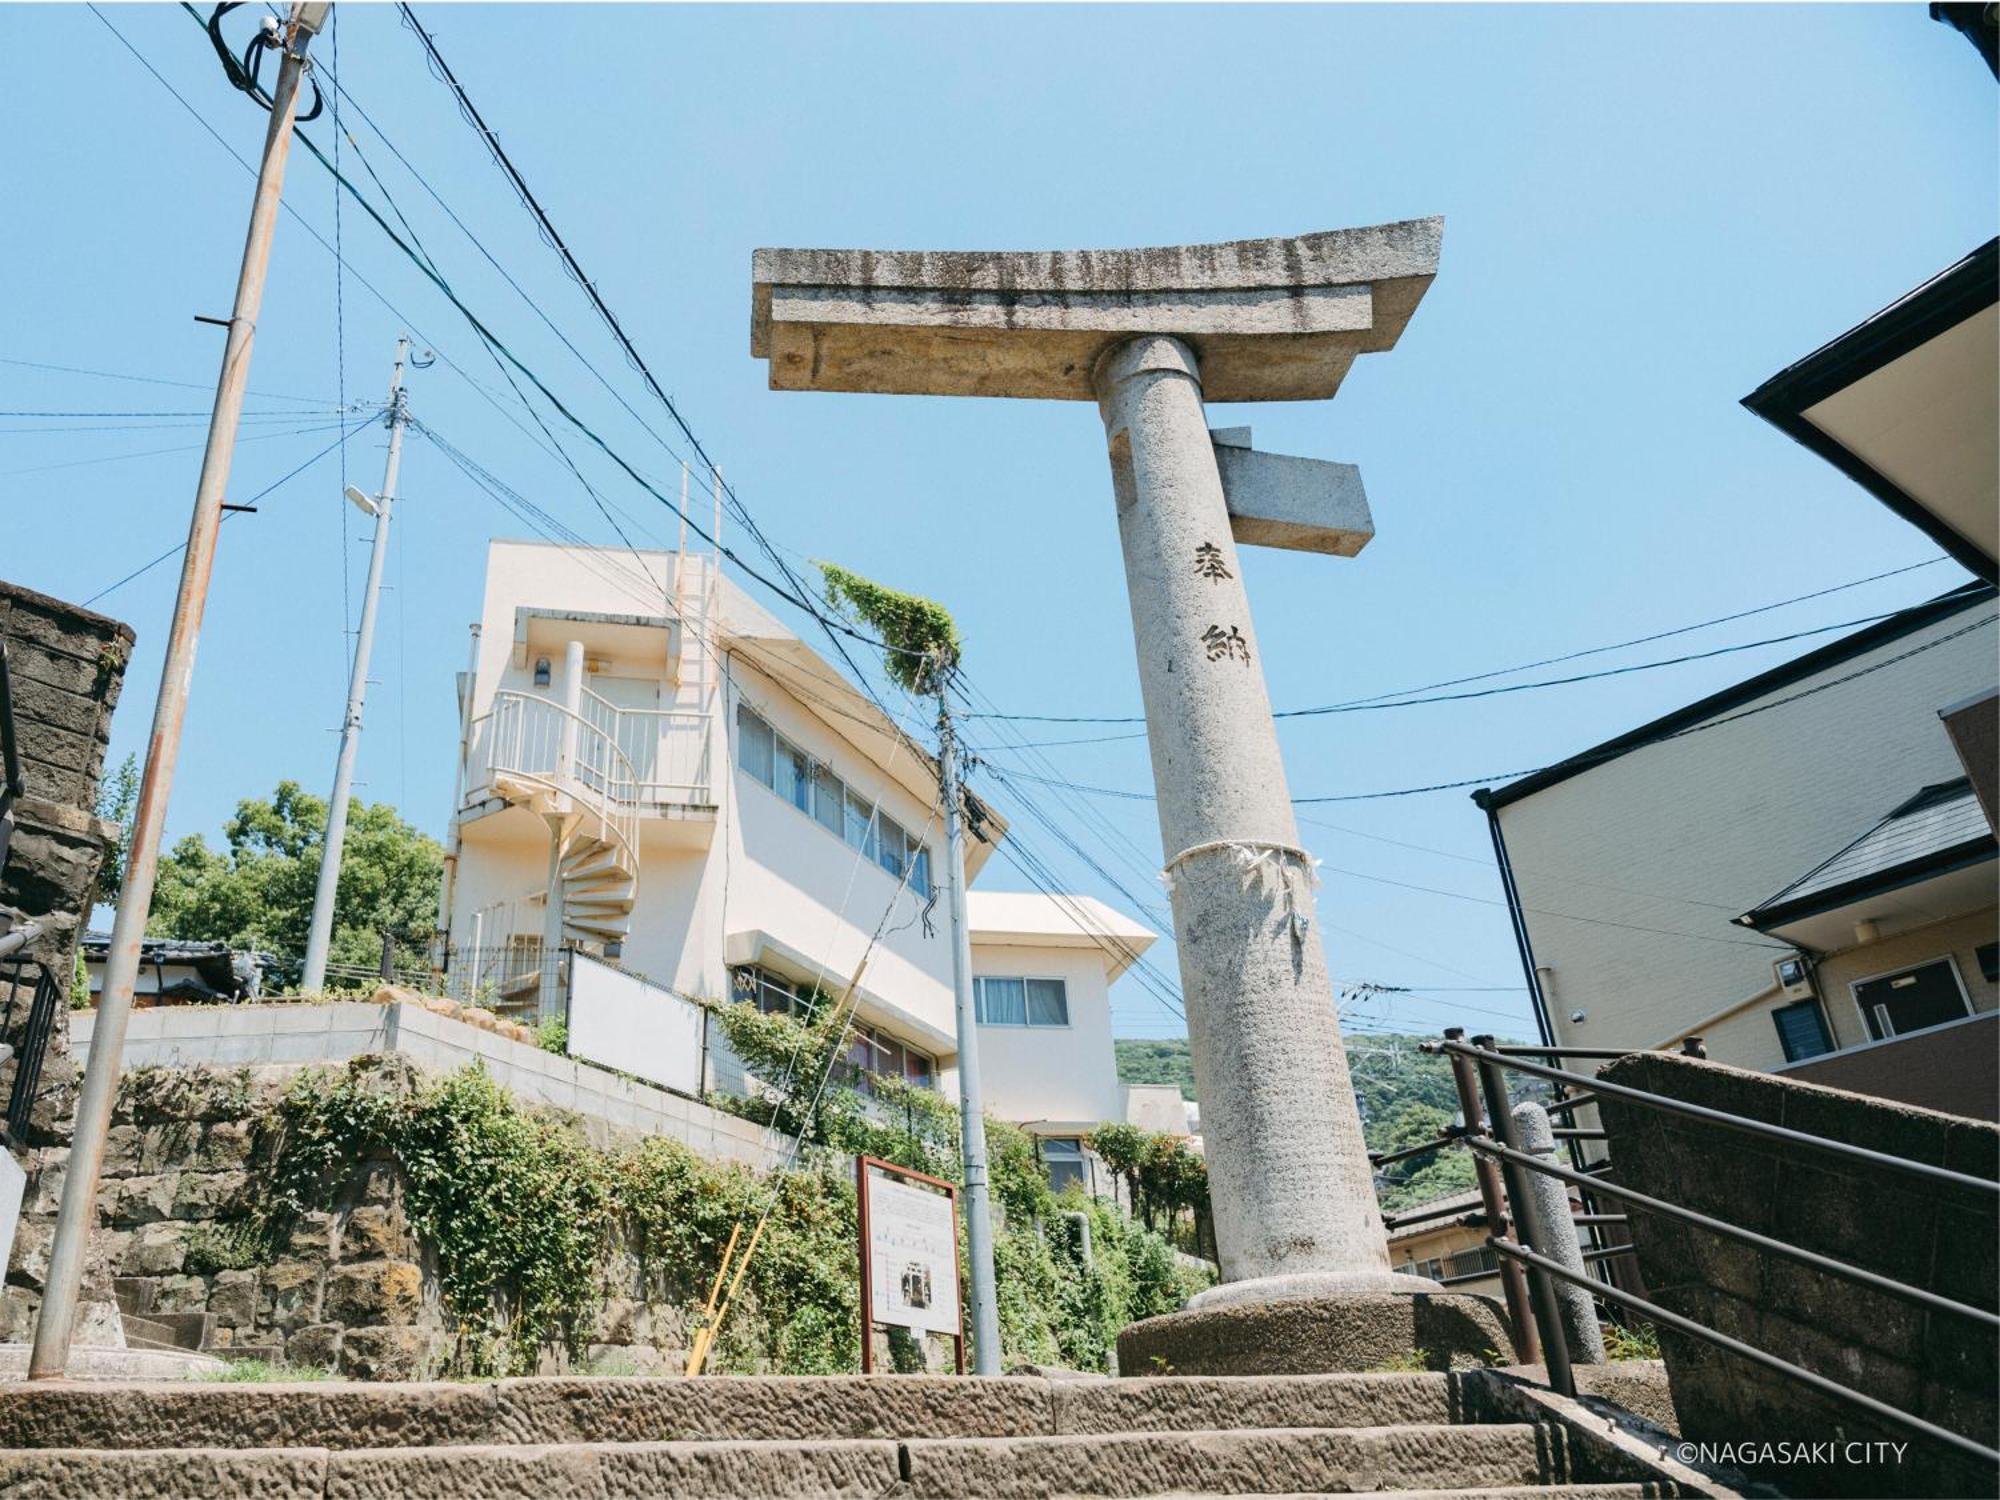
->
[[0, 1426, 1572, 1500]]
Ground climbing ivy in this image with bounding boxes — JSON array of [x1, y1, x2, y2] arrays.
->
[[818, 562, 960, 696], [260, 1052, 1206, 1378]]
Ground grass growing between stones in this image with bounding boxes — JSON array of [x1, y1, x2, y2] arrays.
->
[[1602, 1320, 1663, 1361], [204, 1358, 338, 1382]]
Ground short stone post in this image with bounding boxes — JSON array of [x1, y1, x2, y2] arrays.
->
[[1511, 1100, 1604, 1364]]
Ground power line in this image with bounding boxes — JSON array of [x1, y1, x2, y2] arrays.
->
[[968, 583, 1953, 728], [0, 354, 335, 405], [979, 605, 1997, 806], [0, 417, 355, 479], [83, 416, 383, 606]]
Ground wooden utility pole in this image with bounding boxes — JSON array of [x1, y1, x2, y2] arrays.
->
[[30, 0, 329, 1379]]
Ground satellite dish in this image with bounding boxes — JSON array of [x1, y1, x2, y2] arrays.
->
[[344, 486, 379, 518]]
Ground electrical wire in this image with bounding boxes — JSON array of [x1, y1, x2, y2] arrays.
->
[[0, 353, 336, 405], [966, 574, 1957, 728], [977, 605, 1997, 806], [82, 415, 383, 605]]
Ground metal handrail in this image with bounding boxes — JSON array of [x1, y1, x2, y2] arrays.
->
[[1439, 1036, 1998, 1195], [3, 958, 61, 1144], [468, 691, 642, 877], [1491, 1237, 2000, 1468], [1470, 1133, 1999, 1330], [1369, 1129, 1465, 1170], [1435, 1030, 1999, 1474]]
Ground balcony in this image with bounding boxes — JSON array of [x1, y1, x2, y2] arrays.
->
[[466, 688, 712, 824]]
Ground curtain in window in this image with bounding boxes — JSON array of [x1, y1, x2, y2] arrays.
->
[[737, 704, 774, 787], [1026, 979, 1069, 1026], [977, 977, 1027, 1025]]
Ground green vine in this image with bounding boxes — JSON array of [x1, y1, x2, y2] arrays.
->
[[251, 1046, 1206, 1378], [818, 562, 960, 696]]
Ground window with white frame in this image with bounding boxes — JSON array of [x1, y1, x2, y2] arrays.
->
[[735, 703, 932, 898], [1041, 1135, 1086, 1193], [974, 975, 1070, 1027]]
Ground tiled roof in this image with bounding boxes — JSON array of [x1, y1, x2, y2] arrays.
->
[[1742, 779, 1995, 925]]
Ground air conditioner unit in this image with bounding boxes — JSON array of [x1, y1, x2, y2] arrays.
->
[[1773, 954, 1815, 1001]]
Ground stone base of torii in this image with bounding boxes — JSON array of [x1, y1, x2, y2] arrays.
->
[[751, 222, 1509, 1374]]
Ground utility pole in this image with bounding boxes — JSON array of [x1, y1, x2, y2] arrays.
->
[[301, 335, 411, 994], [936, 682, 1002, 1374], [30, 1, 329, 1380]]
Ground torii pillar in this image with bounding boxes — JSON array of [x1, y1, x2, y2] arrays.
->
[[752, 221, 1508, 1372]]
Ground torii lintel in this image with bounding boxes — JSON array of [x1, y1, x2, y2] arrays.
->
[[750, 218, 1442, 405]]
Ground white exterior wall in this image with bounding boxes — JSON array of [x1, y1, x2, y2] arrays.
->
[[1494, 601, 1998, 1071], [722, 655, 955, 1056], [968, 942, 1125, 1131]]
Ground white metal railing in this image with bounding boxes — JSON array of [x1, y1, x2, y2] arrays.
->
[[466, 691, 642, 870], [611, 707, 713, 804]]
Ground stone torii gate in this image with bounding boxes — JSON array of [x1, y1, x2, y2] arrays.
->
[[751, 221, 1507, 1371]]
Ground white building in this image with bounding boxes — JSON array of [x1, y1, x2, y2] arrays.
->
[[439, 538, 1170, 1156]]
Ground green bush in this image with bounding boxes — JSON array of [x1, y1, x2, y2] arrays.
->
[[259, 1052, 1200, 1378]]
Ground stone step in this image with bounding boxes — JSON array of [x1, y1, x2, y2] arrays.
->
[[900, 1425, 1552, 1497], [1063, 1491, 1658, 1500], [0, 1429, 1563, 1499], [0, 1440, 900, 1500], [0, 1372, 1466, 1450]]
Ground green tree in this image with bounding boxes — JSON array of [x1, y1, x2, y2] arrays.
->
[[93, 752, 139, 904], [147, 780, 442, 985]]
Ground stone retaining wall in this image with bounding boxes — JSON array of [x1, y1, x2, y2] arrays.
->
[[1597, 1051, 1998, 1499], [1, 578, 135, 1351], [5, 1057, 724, 1379], [72, 994, 783, 1166]]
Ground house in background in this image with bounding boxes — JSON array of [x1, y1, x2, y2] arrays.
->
[[966, 890, 1184, 1188], [79, 933, 265, 1005], [1475, 584, 1998, 1117], [441, 538, 1172, 1170]]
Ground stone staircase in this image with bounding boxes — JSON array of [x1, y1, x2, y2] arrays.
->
[[0, 1371, 1728, 1498], [115, 1278, 279, 1364]]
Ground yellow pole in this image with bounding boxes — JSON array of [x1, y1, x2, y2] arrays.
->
[[688, 1217, 769, 1377], [683, 1222, 742, 1377]]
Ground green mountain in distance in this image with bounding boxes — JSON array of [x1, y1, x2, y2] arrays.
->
[[1115, 1033, 1545, 1212]]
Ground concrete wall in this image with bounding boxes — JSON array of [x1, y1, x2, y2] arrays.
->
[[1597, 1050, 1997, 1498], [1495, 604, 1998, 1073], [969, 942, 1124, 1131], [70, 1001, 782, 1170], [1785, 1011, 1999, 1122]]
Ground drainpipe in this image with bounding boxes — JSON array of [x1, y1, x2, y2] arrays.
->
[[436, 623, 481, 947], [1472, 791, 1555, 1048], [540, 640, 585, 1021]]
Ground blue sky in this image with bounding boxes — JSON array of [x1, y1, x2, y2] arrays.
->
[[3, 3, 1992, 1041]]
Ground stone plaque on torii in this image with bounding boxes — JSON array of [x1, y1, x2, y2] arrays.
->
[[751, 220, 1508, 1371]]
